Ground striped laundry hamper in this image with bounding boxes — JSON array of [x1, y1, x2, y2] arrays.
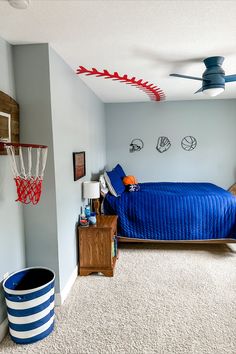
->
[[3, 267, 55, 344]]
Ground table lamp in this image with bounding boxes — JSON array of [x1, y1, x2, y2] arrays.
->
[[83, 181, 100, 211]]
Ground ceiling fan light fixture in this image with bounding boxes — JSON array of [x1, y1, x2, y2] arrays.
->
[[8, 0, 30, 9], [203, 87, 224, 97]]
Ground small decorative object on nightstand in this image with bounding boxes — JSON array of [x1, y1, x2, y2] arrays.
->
[[78, 215, 118, 277]]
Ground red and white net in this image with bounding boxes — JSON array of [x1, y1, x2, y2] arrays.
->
[[5, 146, 48, 205]]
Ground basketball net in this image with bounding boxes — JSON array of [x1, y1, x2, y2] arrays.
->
[[5, 145, 48, 205]]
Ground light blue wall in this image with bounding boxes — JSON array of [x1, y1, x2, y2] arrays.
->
[[105, 100, 236, 189], [12, 44, 106, 295], [0, 38, 25, 325], [49, 47, 106, 291], [13, 44, 60, 291]]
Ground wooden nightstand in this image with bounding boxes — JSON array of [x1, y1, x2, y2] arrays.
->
[[78, 215, 118, 276]]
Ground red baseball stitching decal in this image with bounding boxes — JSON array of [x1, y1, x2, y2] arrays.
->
[[76, 66, 165, 101]]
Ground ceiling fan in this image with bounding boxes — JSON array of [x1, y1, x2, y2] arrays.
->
[[170, 56, 236, 97]]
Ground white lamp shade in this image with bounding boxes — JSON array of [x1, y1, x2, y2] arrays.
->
[[203, 87, 224, 97], [83, 181, 100, 199]]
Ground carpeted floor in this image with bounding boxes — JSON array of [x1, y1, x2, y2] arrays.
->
[[1, 243, 236, 354]]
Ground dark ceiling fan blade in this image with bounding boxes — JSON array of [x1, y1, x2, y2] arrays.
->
[[194, 87, 203, 94], [169, 73, 204, 81], [225, 74, 236, 83], [133, 48, 204, 64]]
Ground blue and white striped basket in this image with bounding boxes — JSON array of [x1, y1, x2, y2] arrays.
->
[[3, 267, 55, 344]]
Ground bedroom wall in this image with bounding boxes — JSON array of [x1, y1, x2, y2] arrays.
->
[[48, 47, 106, 292], [105, 100, 236, 189], [13, 44, 60, 291], [0, 38, 25, 328], [12, 43, 106, 298]]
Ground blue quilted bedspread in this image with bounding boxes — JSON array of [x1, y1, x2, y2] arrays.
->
[[104, 182, 236, 240]]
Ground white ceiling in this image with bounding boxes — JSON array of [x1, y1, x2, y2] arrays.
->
[[0, 0, 236, 103]]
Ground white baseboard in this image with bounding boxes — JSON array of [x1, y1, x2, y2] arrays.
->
[[55, 265, 78, 306], [0, 318, 8, 343]]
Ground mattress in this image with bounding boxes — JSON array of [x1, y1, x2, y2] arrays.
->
[[104, 182, 236, 240]]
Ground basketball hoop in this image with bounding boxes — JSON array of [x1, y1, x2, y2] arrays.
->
[[0, 142, 48, 205]]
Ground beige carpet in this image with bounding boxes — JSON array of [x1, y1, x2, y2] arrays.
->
[[1, 243, 236, 354]]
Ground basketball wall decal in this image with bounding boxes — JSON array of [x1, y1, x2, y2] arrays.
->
[[181, 136, 197, 151]]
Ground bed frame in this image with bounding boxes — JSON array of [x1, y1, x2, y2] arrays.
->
[[118, 236, 236, 244]]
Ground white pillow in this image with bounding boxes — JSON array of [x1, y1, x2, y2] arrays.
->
[[99, 174, 109, 196], [104, 171, 118, 197]]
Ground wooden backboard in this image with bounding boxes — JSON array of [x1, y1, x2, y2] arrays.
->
[[0, 91, 19, 155]]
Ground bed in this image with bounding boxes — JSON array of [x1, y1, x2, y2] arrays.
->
[[103, 182, 236, 243]]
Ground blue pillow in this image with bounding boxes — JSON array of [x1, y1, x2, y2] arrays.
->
[[113, 164, 126, 179], [104, 170, 125, 197]]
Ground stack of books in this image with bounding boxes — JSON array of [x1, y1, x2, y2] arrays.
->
[[112, 237, 117, 258]]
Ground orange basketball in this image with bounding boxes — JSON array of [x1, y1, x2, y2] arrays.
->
[[123, 175, 138, 185]]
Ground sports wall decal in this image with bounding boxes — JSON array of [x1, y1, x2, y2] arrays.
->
[[129, 139, 144, 153], [156, 136, 171, 153], [77, 66, 165, 101], [127, 137, 197, 153], [181, 136, 197, 151]]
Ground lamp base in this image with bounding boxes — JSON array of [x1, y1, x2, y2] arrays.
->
[[93, 199, 100, 215]]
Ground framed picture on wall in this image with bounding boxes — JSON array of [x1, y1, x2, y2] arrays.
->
[[73, 151, 86, 181]]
